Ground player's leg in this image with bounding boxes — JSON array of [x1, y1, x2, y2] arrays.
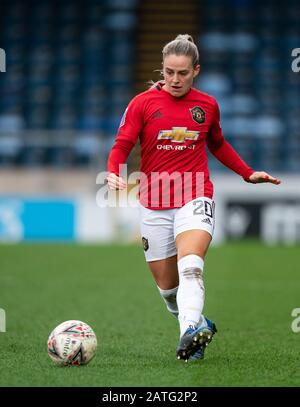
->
[[176, 229, 211, 334], [148, 255, 179, 318], [174, 197, 217, 360], [139, 205, 179, 319]]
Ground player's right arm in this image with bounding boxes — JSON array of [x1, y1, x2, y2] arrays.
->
[[107, 96, 143, 190]]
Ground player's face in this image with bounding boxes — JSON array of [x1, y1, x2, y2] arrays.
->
[[162, 54, 200, 97]]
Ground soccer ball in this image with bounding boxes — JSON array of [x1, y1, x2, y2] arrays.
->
[[47, 320, 97, 366]]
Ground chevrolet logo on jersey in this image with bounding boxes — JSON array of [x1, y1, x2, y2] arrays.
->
[[157, 127, 200, 143]]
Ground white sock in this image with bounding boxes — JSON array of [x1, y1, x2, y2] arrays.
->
[[157, 286, 179, 319], [177, 254, 205, 337]]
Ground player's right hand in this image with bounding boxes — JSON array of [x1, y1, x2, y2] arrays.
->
[[106, 172, 127, 190]]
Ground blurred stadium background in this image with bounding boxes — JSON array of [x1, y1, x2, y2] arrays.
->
[[0, 0, 299, 244], [0, 0, 300, 388]]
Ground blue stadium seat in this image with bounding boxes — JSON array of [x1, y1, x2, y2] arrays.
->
[[198, 0, 300, 172]]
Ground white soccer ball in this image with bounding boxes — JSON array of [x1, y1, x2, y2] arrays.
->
[[47, 320, 97, 366]]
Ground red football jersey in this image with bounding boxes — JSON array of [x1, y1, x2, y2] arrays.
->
[[108, 82, 254, 209]]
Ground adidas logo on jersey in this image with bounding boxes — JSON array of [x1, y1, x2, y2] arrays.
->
[[202, 217, 212, 225]]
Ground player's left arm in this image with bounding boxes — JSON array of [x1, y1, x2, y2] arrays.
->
[[207, 99, 281, 186], [247, 171, 281, 185]]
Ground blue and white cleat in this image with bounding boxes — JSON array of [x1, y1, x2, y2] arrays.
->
[[189, 347, 204, 361], [176, 317, 217, 361]]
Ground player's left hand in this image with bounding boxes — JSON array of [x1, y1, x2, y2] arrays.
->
[[248, 171, 281, 185]]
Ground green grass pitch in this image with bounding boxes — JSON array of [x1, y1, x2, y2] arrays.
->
[[0, 242, 299, 387]]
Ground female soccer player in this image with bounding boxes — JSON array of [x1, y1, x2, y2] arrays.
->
[[107, 34, 281, 361]]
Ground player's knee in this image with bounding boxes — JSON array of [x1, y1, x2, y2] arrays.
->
[[176, 230, 211, 260]]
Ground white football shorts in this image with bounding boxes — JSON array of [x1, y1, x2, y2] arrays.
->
[[139, 197, 215, 262]]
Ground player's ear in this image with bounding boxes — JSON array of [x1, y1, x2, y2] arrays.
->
[[193, 64, 200, 78]]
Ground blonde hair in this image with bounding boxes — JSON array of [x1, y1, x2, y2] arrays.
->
[[148, 34, 199, 88], [162, 34, 199, 67]]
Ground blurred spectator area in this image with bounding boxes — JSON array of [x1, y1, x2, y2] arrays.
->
[[0, 0, 137, 169], [0, 0, 299, 173], [197, 0, 300, 173]]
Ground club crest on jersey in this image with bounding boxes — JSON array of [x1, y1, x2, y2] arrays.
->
[[142, 237, 149, 251], [157, 127, 200, 143], [190, 106, 205, 124]]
